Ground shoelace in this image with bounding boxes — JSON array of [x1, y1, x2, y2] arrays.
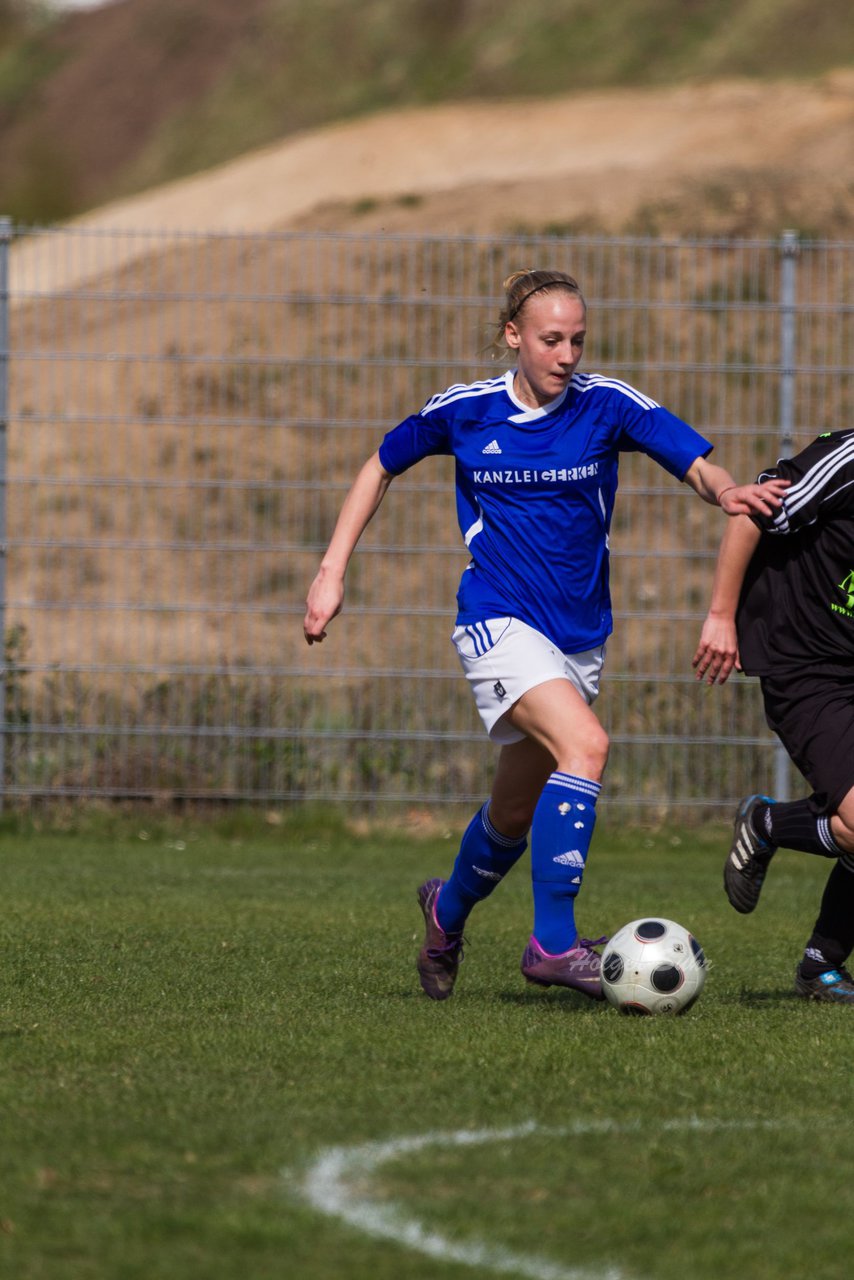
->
[[426, 935, 466, 961], [576, 935, 607, 951]]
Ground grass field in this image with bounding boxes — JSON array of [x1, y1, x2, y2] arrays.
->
[[1, 808, 852, 1280]]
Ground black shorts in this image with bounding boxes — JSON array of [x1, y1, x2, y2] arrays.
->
[[760, 668, 854, 814]]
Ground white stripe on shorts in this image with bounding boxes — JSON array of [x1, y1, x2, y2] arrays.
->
[[452, 616, 606, 745]]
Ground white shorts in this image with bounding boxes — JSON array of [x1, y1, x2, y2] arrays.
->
[[452, 616, 605, 745]]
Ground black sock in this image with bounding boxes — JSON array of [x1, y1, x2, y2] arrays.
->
[[754, 798, 841, 857], [801, 859, 854, 977]]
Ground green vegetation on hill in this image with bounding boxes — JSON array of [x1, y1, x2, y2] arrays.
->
[[1, 0, 853, 222]]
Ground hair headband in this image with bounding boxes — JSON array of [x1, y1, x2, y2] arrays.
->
[[507, 280, 571, 322]]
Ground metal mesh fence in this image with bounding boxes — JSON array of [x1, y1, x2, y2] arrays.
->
[[2, 223, 852, 817]]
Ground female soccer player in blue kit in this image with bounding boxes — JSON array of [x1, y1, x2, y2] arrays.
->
[[303, 269, 786, 1002]]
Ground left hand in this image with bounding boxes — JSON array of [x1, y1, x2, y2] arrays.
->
[[719, 478, 789, 517], [692, 614, 740, 685]]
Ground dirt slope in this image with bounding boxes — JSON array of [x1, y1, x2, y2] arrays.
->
[[11, 72, 854, 292]]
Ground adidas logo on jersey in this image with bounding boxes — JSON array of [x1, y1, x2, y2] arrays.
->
[[482, 439, 502, 454], [553, 849, 585, 868]]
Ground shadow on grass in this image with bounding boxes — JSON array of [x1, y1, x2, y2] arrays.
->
[[495, 989, 604, 1010], [394, 985, 601, 1011], [736, 987, 802, 1006]]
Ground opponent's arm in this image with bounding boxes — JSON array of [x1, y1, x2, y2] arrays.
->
[[683, 455, 789, 517], [303, 451, 394, 644], [692, 516, 762, 685]]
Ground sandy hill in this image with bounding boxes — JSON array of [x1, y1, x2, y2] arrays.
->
[[4, 0, 854, 227], [12, 71, 854, 293]]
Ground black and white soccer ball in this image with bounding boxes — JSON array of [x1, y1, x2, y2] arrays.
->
[[601, 917, 706, 1015]]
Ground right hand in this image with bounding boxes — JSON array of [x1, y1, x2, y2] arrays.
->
[[303, 568, 345, 645]]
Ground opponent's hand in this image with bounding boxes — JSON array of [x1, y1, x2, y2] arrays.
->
[[303, 569, 344, 645], [692, 614, 740, 685], [719, 477, 789, 517]]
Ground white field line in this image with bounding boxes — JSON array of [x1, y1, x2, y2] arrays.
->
[[286, 1117, 785, 1280]]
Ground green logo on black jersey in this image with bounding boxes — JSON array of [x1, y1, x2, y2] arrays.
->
[[831, 571, 854, 618]]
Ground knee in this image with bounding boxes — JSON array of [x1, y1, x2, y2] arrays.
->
[[832, 789, 854, 852], [832, 813, 854, 853], [563, 724, 609, 781], [588, 725, 610, 775]]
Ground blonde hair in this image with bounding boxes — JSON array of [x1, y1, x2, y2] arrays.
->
[[496, 269, 586, 344]]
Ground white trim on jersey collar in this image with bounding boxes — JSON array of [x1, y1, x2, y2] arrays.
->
[[503, 370, 570, 423]]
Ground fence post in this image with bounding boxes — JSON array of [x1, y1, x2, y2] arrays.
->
[[0, 218, 10, 807], [779, 229, 798, 458], [774, 228, 799, 802]]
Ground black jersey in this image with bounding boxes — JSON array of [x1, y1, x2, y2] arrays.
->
[[737, 430, 854, 676]]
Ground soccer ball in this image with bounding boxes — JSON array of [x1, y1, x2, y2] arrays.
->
[[601, 917, 706, 1015]]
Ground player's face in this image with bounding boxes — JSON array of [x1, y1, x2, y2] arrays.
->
[[505, 294, 587, 409]]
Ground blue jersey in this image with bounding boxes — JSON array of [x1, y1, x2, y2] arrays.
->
[[378, 370, 712, 652]]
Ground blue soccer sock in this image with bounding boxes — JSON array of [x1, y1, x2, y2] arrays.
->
[[435, 801, 528, 934], [530, 771, 601, 955]]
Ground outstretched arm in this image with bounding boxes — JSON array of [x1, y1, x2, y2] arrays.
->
[[303, 451, 394, 644], [683, 455, 789, 517], [692, 516, 762, 684]]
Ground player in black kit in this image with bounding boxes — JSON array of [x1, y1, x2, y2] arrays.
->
[[694, 429, 854, 1003]]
